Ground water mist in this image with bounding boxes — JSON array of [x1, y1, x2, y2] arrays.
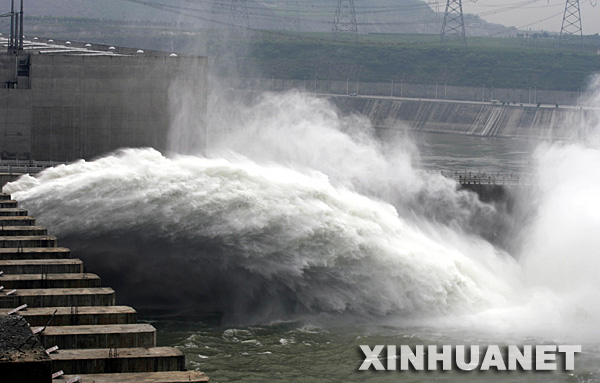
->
[[3, 78, 600, 340]]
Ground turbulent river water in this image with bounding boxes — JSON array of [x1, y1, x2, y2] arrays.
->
[[4, 90, 600, 382]]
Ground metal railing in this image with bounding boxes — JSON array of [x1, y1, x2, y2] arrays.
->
[[0, 159, 67, 175], [441, 170, 526, 186]]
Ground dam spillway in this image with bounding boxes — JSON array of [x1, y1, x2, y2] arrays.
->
[[330, 95, 590, 138], [0, 193, 209, 382]]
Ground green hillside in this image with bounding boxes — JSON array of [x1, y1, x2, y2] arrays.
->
[[4, 16, 600, 91]]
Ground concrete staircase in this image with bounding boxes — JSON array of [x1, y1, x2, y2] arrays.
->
[[0, 193, 209, 382]]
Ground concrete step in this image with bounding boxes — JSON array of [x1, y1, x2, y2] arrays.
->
[[0, 200, 18, 208], [0, 208, 28, 216], [0, 193, 11, 200], [0, 216, 36, 226], [0, 273, 100, 289], [0, 259, 82, 274], [0, 226, 47, 236], [60, 371, 210, 383], [0, 235, 57, 248], [40, 324, 156, 350], [50, 347, 186, 374], [0, 247, 71, 260], [0, 306, 137, 326], [0, 287, 116, 308]]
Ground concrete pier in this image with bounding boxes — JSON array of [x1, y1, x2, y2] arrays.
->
[[40, 324, 157, 350], [0, 226, 48, 236], [0, 208, 28, 216], [0, 200, 18, 208], [0, 273, 101, 289], [0, 287, 116, 308], [0, 306, 138, 326], [0, 198, 209, 382], [60, 371, 209, 383], [0, 235, 57, 248], [0, 259, 83, 274], [0, 247, 71, 260], [0, 216, 36, 226], [50, 347, 186, 374]]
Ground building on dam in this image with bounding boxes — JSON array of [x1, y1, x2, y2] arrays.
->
[[1, 35, 208, 161]]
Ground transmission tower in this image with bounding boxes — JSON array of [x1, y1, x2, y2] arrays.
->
[[231, 0, 249, 30], [332, 0, 358, 36], [285, 0, 300, 31], [441, 0, 466, 46], [560, 0, 583, 44]]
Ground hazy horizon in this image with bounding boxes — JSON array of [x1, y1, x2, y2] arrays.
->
[[8, 0, 600, 36]]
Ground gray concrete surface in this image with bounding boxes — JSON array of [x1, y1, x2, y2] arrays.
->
[[1, 40, 208, 161]]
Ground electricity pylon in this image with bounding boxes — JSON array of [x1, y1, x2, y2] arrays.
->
[[332, 0, 358, 36], [560, 0, 583, 45], [231, 0, 249, 30], [285, 0, 300, 31], [441, 0, 466, 46]]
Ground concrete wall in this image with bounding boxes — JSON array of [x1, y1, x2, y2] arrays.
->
[[330, 96, 591, 138], [0, 52, 208, 161], [0, 55, 16, 84]]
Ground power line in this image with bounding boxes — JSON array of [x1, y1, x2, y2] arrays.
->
[[116, 0, 589, 41]]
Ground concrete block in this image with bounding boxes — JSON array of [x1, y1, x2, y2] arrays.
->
[[0, 247, 70, 260], [50, 347, 185, 374], [0, 259, 83, 274], [0, 306, 137, 326], [40, 324, 156, 350], [0, 208, 28, 216], [60, 371, 210, 383], [0, 287, 116, 308], [0, 235, 57, 248], [0, 226, 47, 236], [0, 273, 100, 289]]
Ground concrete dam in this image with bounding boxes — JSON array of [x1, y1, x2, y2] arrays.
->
[[330, 95, 592, 138]]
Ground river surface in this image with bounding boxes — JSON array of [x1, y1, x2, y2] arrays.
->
[[136, 132, 598, 383], [6, 91, 599, 382], [152, 321, 600, 382]]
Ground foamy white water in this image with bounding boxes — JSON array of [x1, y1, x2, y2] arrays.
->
[[4, 148, 516, 322], [4, 88, 600, 343]]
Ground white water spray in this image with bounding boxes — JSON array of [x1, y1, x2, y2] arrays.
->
[[4, 84, 600, 335]]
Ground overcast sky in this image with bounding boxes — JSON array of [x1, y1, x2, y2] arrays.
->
[[453, 0, 600, 34]]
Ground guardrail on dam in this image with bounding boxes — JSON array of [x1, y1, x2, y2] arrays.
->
[[219, 77, 587, 107], [221, 89, 592, 139], [442, 170, 526, 186]]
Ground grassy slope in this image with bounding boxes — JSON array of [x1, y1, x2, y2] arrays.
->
[[240, 32, 600, 91]]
